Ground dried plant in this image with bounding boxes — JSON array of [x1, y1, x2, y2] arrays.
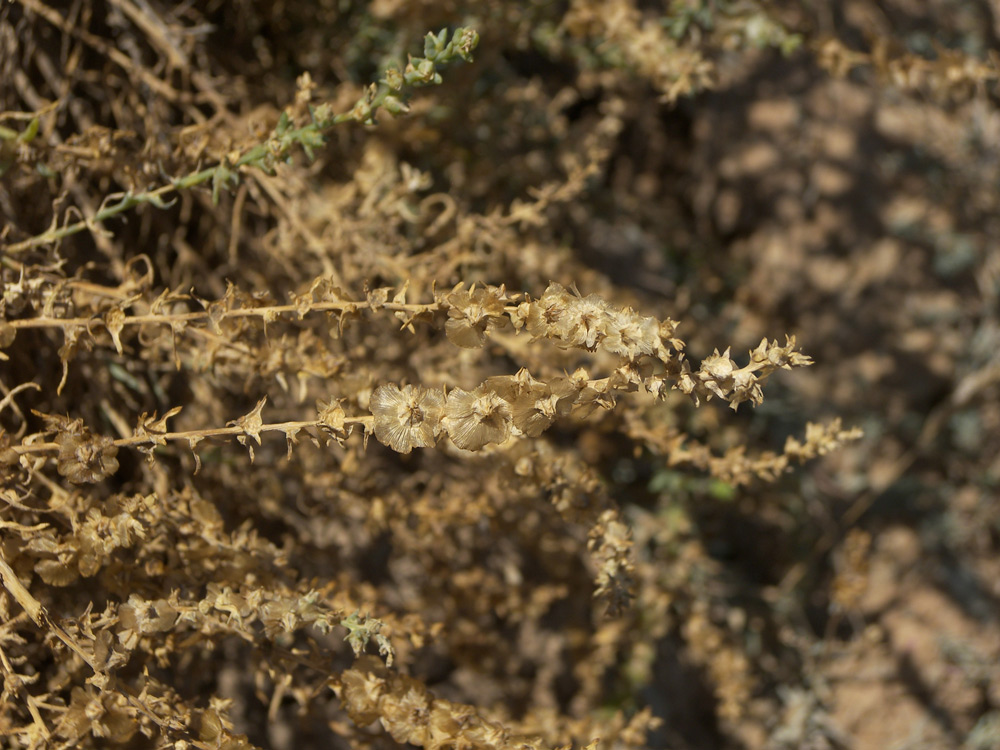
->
[[25, 1, 1000, 748]]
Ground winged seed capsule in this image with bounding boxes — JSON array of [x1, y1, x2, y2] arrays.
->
[[370, 384, 444, 453]]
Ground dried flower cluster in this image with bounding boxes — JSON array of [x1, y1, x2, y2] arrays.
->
[[338, 656, 553, 750]]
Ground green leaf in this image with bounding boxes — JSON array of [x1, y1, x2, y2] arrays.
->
[[708, 479, 736, 502], [17, 118, 39, 144], [276, 110, 291, 135]]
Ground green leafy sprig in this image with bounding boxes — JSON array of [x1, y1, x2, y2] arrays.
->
[[3, 27, 479, 255]]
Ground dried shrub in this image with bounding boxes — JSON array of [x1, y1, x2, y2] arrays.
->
[[5, 1, 997, 749]]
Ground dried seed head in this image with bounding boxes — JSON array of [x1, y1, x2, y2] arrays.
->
[[525, 283, 573, 339], [601, 308, 660, 360], [56, 431, 119, 484], [550, 367, 596, 416], [484, 368, 544, 401], [370, 384, 444, 454], [511, 386, 558, 437], [340, 659, 388, 726], [697, 348, 737, 401], [443, 385, 512, 451], [702, 348, 735, 380], [443, 283, 511, 348], [380, 680, 431, 746], [561, 293, 611, 349], [316, 398, 347, 434], [728, 368, 763, 409]]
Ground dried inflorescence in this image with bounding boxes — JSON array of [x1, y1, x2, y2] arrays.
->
[[362, 283, 813, 453], [338, 656, 549, 750], [676, 336, 814, 410], [587, 509, 635, 616], [523, 282, 676, 360], [815, 35, 1000, 101]]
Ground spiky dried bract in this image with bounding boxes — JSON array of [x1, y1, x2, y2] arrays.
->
[[442, 385, 512, 450], [484, 369, 559, 438], [340, 659, 389, 726], [511, 382, 559, 437], [526, 283, 607, 349], [371, 384, 445, 453], [551, 367, 602, 418], [117, 595, 179, 645], [601, 307, 661, 360], [442, 283, 512, 348], [524, 283, 570, 339], [228, 397, 268, 462], [380, 678, 432, 746], [103, 306, 127, 354], [365, 325, 816, 453], [315, 397, 353, 447], [55, 426, 119, 484], [816, 35, 1000, 100], [562, 292, 611, 350]]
